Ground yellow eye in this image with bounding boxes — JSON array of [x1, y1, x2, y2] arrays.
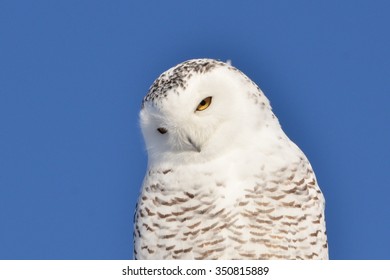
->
[[196, 96, 212, 111]]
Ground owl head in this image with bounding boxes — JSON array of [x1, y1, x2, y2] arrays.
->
[[140, 59, 280, 165]]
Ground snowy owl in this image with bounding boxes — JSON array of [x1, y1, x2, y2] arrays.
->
[[134, 59, 328, 260]]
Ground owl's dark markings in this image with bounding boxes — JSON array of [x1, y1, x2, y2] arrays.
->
[[143, 59, 225, 105]]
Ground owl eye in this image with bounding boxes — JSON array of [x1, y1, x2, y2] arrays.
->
[[157, 127, 167, 134], [196, 96, 212, 111]]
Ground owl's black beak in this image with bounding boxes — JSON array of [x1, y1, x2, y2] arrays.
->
[[187, 136, 201, 153]]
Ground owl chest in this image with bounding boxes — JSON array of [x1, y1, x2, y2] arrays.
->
[[135, 157, 324, 259]]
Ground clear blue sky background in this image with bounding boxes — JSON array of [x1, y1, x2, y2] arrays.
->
[[1, 0, 389, 260]]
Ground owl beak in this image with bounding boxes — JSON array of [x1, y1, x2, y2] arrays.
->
[[187, 136, 201, 153]]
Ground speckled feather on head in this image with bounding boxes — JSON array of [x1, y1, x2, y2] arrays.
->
[[143, 59, 226, 105], [134, 58, 328, 260]]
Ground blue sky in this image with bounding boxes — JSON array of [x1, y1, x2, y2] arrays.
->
[[1, 0, 389, 259]]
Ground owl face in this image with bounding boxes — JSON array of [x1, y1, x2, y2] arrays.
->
[[140, 59, 275, 165]]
